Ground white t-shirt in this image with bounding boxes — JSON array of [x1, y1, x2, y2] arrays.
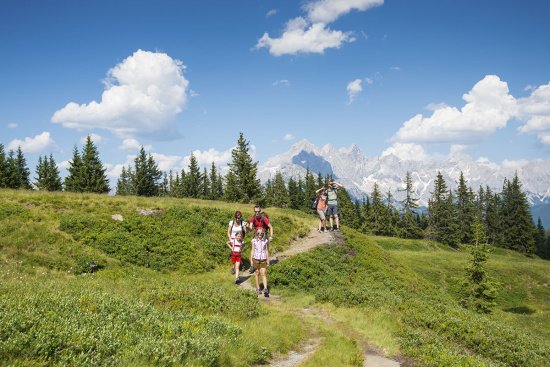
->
[[229, 220, 246, 239]]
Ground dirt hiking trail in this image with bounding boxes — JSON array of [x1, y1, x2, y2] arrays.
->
[[237, 227, 408, 367]]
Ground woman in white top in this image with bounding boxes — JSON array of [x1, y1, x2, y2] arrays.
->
[[227, 211, 247, 274], [227, 210, 247, 240]]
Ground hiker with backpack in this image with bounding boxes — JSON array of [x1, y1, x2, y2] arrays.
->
[[226, 230, 245, 284], [248, 205, 274, 274], [250, 227, 271, 296], [315, 186, 328, 233], [326, 181, 344, 231], [227, 211, 247, 275]]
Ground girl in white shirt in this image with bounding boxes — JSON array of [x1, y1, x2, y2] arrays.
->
[[250, 228, 270, 296]]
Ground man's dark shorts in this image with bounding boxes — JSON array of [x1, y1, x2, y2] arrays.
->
[[327, 204, 338, 216]]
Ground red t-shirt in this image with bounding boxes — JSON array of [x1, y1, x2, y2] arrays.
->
[[249, 214, 270, 231]]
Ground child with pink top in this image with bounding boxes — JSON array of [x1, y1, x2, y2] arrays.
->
[[250, 227, 270, 296]]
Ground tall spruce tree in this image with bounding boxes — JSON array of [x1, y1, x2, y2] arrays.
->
[[35, 154, 62, 191], [64, 145, 84, 192], [0, 144, 7, 188], [535, 218, 548, 259], [460, 215, 499, 314], [456, 172, 475, 244], [226, 133, 261, 203], [186, 152, 201, 198], [500, 174, 536, 254], [287, 176, 302, 210], [15, 147, 31, 189], [381, 190, 398, 237], [80, 136, 110, 193], [5, 150, 19, 189], [303, 168, 317, 212], [116, 165, 134, 196], [132, 146, 162, 197], [272, 171, 288, 208], [399, 171, 422, 239], [368, 182, 385, 235]]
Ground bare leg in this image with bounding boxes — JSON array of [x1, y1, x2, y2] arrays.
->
[[235, 261, 240, 279], [255, 269, 260, 289], [260, 268, 267, 290], [335, 214, 339, 229], [329, 216, 334, 229]]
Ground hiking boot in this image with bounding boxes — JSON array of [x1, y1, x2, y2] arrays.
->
[[256, 288, 262, 294], [329, 228, 334, 231], [235, 277, 239, 284], [231, 268, 235, 275], [317, 229, 322, 233], [263, 288, 269, 296], [336, 228, 340, 232], [249, 266, 255, 274]]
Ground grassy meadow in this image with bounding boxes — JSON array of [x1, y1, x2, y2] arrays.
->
[[1, 189, 549, 366]]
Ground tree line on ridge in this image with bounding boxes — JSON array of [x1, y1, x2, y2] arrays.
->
[[1, 133, 548, 259]]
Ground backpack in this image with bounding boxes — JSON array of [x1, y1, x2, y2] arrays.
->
[[312, 196, 319, 210], [230, 220, 246, 238], [251, 213, 269, 230]]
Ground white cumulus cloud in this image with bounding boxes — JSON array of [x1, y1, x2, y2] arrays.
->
[[7, 132, 58, 153], [284, 134, 296, 141], [517, 82, 550, 145], [8, 123, 18, 128], [392, 75, 518, 144], [382, 142, 429, 161], [117, 138, 153, 151], [501, 158, 529, 169], [79, 133, 104, 145], [255, 17, 354, 56], [181, 147, 236, 170], [51, 49, 189, 140], [346, 79, 363, 105], [273, 79, 290, 86], [304, 0, 384, 24]]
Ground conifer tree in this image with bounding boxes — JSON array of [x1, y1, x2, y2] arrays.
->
[[64, 145, 84, 192], [485, 187, 504, 247], [303, 168, 317, 212], [186, 152, 201, 198], [80, 136, 110, 193], [209, 162, 223, 200], [132, 147, 162, 196], [0, 143, 7, 188], [226, 133, 261, 203], [15, 147, 31, 189], [500, 174, 536, 254], [381, 190, 398, 237], [5, 150, 19, 189], [456, 172, 475, 244], [35, 154, 62, 191], [460, 215, 499, 313], [223, 170, 240, 202], [368, 182, 385, 235], [337, 188, 359, 229], [399, 171, 422, 238], [272, 171, 288, 208], [535, 218, 548, 259], [116, 165, 134, 196], [317, 172, 324, 188], [287, 176, 301, 210]]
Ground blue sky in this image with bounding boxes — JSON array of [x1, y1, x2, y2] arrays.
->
[[1, 0, 549, 183]]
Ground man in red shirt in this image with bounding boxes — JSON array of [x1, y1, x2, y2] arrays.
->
[[249, 205, 274, 240]]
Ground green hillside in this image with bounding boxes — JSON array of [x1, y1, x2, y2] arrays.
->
[[1, 189, 549, 366]]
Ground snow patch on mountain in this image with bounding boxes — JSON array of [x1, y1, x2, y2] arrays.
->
[[258, 140, 550, 213]]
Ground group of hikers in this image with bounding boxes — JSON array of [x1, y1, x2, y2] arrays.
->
[[225, 181, 343, 297]]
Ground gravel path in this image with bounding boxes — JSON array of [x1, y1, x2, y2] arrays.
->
[[238, 226, 406, 367]]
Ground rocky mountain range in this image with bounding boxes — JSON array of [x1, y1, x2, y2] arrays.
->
[[258, 139, 550, 227]]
